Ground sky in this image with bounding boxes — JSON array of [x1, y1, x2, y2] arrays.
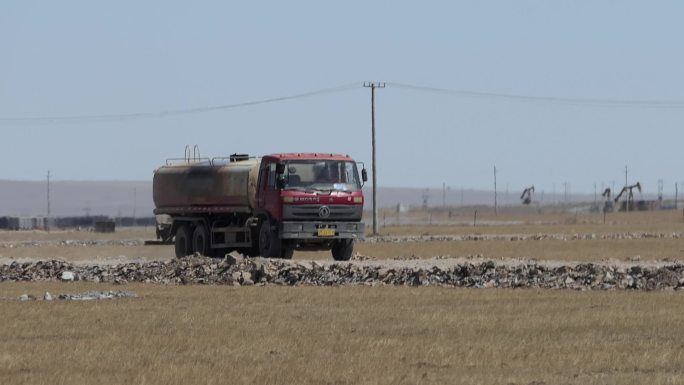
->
[[1, 0, 684, 196]]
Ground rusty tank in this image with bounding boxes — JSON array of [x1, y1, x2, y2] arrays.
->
[[153, 157, 260, 213]]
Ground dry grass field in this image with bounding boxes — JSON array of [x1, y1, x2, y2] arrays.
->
[[2, 208, 684, 384], [1, 283, 684, 385]]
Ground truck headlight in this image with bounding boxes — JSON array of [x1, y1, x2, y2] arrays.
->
[[353, 197, 363, 203]]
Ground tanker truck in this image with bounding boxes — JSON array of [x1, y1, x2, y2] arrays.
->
[[153, 152, 367, 260]]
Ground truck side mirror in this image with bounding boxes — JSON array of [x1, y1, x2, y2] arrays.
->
[[275, 163, 286, 174], [361, 168, 368, 183], [276, 175, 286, 189]]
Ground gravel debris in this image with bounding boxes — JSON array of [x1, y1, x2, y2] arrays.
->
[[13, 291, 138, 301], [58, 291, 138, 300], [2, 256, 684, 291]]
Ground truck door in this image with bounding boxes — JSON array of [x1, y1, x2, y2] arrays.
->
[[257, 162, 281, 219], [257, 164, 269, 208]]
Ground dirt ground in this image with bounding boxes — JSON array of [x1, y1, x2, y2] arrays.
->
[[1, 210, 682, 262]]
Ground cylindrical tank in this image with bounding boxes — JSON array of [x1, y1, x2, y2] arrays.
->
[[153, 158, 261, 211]]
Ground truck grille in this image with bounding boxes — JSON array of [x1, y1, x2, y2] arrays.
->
[[283, 204, 362, 221]]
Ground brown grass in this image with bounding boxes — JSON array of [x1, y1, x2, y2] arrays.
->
[[1, 282, 683, 385]]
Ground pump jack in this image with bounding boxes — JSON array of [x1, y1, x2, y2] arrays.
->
[[601, 188, 614, 212], [602, 188, 611, 200], [614, 182, 642, 212], [520, 186, 534, 205]]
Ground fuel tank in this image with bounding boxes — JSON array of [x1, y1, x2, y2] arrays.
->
[[153, 158, 260, 211]]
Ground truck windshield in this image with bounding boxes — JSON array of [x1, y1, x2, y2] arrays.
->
[[283, 160, 361, 192]]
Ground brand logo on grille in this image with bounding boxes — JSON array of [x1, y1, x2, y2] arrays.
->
[[318, 205, 331, 218], [295, 196, 319, 203]]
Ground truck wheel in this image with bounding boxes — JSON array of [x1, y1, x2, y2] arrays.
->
[[192, 224, 210, 256], [243, 227, 260, 257], [331, 239, 354, 261], [258, 219, 282, 258], [175, 225, 191, 258]]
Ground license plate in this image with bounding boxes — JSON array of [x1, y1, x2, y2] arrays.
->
[[317, 228, 336, 237]]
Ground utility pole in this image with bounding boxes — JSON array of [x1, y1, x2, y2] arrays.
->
[[363, 81, 385, 236], [625, 165, 628, 186], [563, 182, 568, 203], [658, 179, 664, 202], [421, 189, 429, 211], [46, 170, 51, 232], [675, 182, 679, 209], [494, 165, 498, 215], [133, 187, 137, 221]]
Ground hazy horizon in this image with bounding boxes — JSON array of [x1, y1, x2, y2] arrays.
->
[[0, 179, 672, 218]]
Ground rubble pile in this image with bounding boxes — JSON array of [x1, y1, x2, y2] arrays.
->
[[18, 291, 138, 301], [2, 256, 684, 290]]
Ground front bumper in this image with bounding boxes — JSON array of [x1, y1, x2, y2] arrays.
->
[[280, 221, 365, 240]]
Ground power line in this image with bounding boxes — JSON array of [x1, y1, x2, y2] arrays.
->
[[6, 80, 684, 124], [0, 83, 360, 124], [389, 82, 684, 108]]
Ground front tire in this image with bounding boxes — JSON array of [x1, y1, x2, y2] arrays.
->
[[331, 239, 354, 261], [174, 225, 191, 258], [258, 219, 282, 258]]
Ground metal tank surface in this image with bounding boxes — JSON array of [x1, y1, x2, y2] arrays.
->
[[153, 158, 261, 213]]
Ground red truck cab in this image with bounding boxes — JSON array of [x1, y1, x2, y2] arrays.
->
[[254, 153, 366, 260]]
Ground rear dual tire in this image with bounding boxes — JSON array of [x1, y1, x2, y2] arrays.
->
[[174, 225, 191, 258], [192, 224, 211, 256], [174, 223, 212, 258]]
